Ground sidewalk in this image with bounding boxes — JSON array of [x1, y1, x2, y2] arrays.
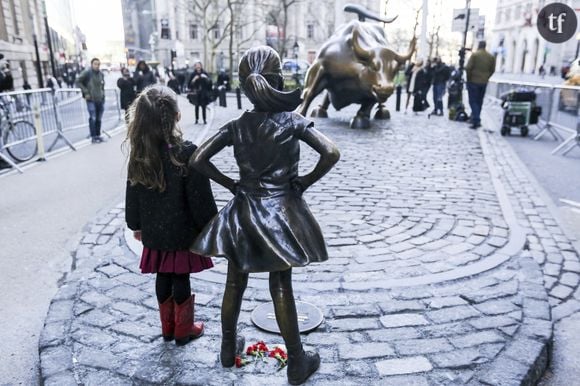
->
[[39, 100, 580, 385]]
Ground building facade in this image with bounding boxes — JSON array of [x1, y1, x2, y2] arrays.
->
[[491, 0, 579, 75], [121, 0, 381, 74], [0, 0, 48, 88], [0, 0, 86, 89]]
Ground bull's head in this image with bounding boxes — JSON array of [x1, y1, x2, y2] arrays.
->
[[351, 28, 417, 103]]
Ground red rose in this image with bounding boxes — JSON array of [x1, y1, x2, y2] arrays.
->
[[235, 356, 243, 368]]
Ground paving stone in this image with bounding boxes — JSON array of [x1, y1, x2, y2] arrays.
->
[[427, 296, 468, 309], [469, 315, 518, 330], [549, 285, 574, 301], [426, 305, 480, 324], [451, 331, 505, 348], [430, 347, 488, 368], [338, 343, 395, 359], [380, 314, 430, 328], [331, 304, 380, 318], [503, 339, 547, 366], [40, 346, 73, 378], [377, 300, 425, 314], [473, 299, 520, 315], [96, 264, 128, 278], [559, 272, 580, 288], [478, 356, 532, 386], [375, 356, 433, 376], [328, 317, 380, 331], [394, 338, 454, 355]]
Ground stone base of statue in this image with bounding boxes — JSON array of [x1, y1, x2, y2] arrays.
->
[[350, 114, 371, 129], [251, 301, 324, 334], [374, 104, 390, 120], [310, 106, 329, 118]]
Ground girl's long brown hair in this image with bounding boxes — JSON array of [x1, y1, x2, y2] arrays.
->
[[125, 85, 185, 192]]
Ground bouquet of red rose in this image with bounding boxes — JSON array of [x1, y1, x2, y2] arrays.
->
[[235, 340, 288, 370]]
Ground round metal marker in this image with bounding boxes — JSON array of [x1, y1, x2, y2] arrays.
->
[[251, 301, 324, 334]]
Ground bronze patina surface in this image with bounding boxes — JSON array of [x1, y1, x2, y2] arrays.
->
[[298, 6, 416, 129]]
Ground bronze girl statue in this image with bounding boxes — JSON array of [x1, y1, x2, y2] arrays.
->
[[190, 46, 340, 385]]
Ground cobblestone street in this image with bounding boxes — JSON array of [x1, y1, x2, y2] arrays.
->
[[39, 100, 579, 385]]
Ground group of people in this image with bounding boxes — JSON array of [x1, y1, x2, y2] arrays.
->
[[404, 40, 496, 129], [405, 57, 452, 116], [75, 57, 213, 144], [124, 46, 340, 385]]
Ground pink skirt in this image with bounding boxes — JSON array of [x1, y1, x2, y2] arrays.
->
[[140, 247, 214, 274]]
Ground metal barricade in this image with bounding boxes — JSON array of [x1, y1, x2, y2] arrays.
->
[[0, 87, 123, 173], [486, 79, 580, 156]]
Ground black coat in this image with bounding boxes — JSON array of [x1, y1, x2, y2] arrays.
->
[[125, 142, 218, 251], [133, 69, 156, 92], [188, 71, 213, 106], [117, 77, 136, 110]]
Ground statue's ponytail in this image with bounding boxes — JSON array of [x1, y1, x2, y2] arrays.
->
[[239, 46, 302, 112]]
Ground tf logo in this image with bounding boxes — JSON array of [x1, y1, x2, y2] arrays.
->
[[537, 3, 578, 43]]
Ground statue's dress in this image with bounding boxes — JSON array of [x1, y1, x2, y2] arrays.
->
[[190, 111, 329, 273]]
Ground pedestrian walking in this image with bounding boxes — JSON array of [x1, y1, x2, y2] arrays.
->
[[0, 65, 14, 92], [124, 85, 217, 346], [187, 62, 212, 124], [189, 46, 340, 385], [133, 60, 156, 94], [430, 57, 450, 116], [116, 67, 136, 122], [465, 40, 495, 129], [76, 58, 106, 143], [410, 60, 430, 113]]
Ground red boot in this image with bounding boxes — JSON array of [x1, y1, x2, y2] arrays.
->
[[174, 294, 204, 346], [159, 296, 175, 341]]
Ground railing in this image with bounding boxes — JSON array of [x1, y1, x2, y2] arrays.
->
[[486, 79, 580, 156], [0, 87, 123, 173]]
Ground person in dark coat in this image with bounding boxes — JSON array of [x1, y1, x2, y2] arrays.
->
[[410, 60, 431, 113], [125, 85, 217, 346], [188, 62, 212, 124], [133, 60, 157, 93], [217, 69, 231, 91], [430, 57, 450, 116], [117, 67, 137, 122]]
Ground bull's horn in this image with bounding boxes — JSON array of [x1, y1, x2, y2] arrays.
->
[[344, 4, 398, 23], [351, 28, 372, 61], [395, 36, 417, 63]]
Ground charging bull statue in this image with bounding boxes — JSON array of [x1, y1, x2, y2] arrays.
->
[[298, 5, 416, 129]]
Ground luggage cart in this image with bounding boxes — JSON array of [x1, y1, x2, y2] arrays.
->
[[500, 89, 542, 137]]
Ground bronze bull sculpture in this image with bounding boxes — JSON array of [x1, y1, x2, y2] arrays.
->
[[298, 19, 416, 129]]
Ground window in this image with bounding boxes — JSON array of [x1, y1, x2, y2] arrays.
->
[[213, 24, 220, 39], [189, 24, 198, 40], [496, 10, 502, 24], [505, 8, 511, 21], [307, 24, 314, 39]]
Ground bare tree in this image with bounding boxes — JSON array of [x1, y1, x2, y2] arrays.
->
[[192, 0, 230, 72], [227, 0, 266, 79], [265, 0, 300, 57]]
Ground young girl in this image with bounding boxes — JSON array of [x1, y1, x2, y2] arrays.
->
[[190, 46, 340, 385], [125, 85, 217, 346]]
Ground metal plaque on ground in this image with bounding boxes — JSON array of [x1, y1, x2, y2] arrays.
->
[[251, 301, 324, 334]]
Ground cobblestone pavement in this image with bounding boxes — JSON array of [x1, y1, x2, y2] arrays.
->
[[39, 100, 580, 385]]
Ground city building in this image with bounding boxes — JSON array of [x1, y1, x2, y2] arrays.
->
[[121, 0, 381, 74], [0, 0, 87, 89], [0, 0, 48, 88], [491, 0, 580, 75]]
